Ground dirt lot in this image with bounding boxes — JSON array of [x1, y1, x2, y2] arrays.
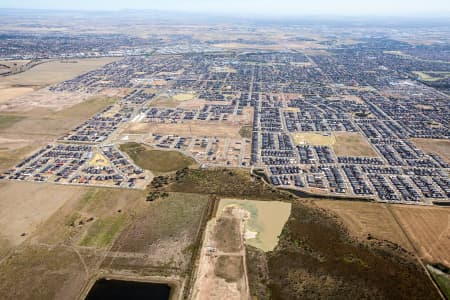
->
[[411, 138, 450, 163], [292, 132, 336, 146], [247, 200, 440, 300], [149, 92, 196, 108], [192, 205, 249, 300], [0, 181, 84, 258], [125, 122, 242, 138], [333, 132, 378, 157], [0, 89, 94, 113], [390, 205, 450, 266]]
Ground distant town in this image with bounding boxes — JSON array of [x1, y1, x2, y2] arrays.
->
[[1, 33, 449, 205]]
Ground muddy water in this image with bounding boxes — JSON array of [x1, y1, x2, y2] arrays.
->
[[218, 199, 291, 251]]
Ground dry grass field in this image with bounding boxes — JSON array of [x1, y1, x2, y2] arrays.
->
[[176, 98, 207, 110], [292, 132, 336, 146], [33, 187, 145, 246], [149, 92, 197, 108], [248, 200, 440, 300], [0, 185, 206, 299], [104, 192, 210, 273], [0, 244, 99, 300], [315, 200, 413, 251], [0, 181, 84, 258], [125, 122, 242, 138], [0, 87, 34, 103], [411, 138, 450, 163], [333, 132, 378, 157], [390, 205, 450, 266], [0, 58, 118, 88], [0, 90, 95, 113], [316, 200, 450, 267], [0, 58, 118, 108]]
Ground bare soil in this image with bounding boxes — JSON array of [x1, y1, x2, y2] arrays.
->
[[333, 132, 378, 157], [411, 138, 450, 163], [125, 122, 242, 138]]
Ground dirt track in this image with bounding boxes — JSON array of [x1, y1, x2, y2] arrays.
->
[[192, 205, 250, 300]]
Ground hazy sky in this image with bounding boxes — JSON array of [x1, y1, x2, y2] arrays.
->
[[2, 0, 450, 16]]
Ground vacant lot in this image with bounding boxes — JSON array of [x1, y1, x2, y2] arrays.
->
[[0, 181, 84, 258], [315, 200, 413, 251], [149, 92, 196, 108], [119, 142, 195, 173], [193, 205, 249, 300], [0, 244, 98, 300], [0, 115, 25, 130], [0, 58, 118, 89], [390, 205, 450, 266], [34, 187, 145, 247], [1, 96, 115, 136], [104, 192, 210, 273], [150, 96, 183, 108], [0, 58, 117, 111], [125, 122, 242, 138], [411, 138, 450, 163], [0, 89, 111, 113], [316, 200, 450, 267], [0, 138, 45, 172], [333, 132, 378, 157], [292, 132, 335, 146], [239, 125, 252, 139], [0, 87, 34, 103]]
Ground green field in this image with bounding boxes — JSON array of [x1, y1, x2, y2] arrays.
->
[[239, 125, 253, 138], [79, 214, 128, 248], [119, 142, 195, 173], [428, 266, 450, 299], [0, 115, 25, 130]]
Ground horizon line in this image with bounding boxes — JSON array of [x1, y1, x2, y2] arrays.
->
[[1, 7, 450, 19]]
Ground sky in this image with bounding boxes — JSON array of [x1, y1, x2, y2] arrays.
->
[[1, 0, 450, 16]]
